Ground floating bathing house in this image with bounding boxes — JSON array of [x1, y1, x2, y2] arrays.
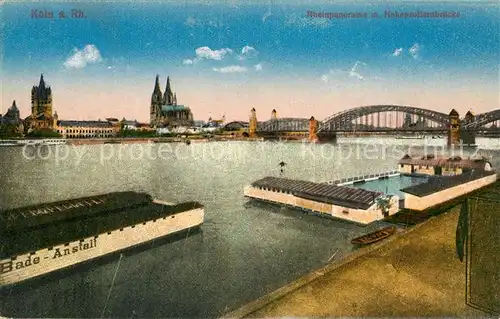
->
[[245, 155, 496, 225], [244, 176, 399, 225], [0, 192, 204, 287]]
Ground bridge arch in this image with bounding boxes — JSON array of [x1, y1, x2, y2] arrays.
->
[[462, 109, 500, 129], [318, 105, 450, 132], [258, 118, 310, 132], [224, 121, 248, 130]]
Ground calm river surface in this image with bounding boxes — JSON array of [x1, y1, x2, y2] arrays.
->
[[1, 137, 499, 317]]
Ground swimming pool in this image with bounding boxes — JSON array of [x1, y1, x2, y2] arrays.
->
[[349, 174, 428, 198]]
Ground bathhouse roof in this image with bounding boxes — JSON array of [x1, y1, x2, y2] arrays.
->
[[0, 192, 153, 233], [0, 192, 204, 258], [401, 170, 496, 198], [398, 155, 490, 170], [251, 176, 382, 210]]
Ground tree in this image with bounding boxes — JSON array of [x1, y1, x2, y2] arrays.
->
[[376, 196, 393, 218], [26, 128, 62, 138], [0, 124, 23, 138]]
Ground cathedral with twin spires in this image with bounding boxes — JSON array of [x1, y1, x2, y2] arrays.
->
[[150, 75, 194, 127]]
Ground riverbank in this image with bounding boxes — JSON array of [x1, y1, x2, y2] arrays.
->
[[223, 205, 486, 318]]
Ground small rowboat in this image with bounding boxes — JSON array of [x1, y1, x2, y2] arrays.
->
[[351, 226, 396, 246]]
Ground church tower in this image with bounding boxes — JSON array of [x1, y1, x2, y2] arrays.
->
[[5, 100, 20, 120], [164, 76, 174, 105], [31, 74, 53, 118], [150, 75, 163, 126]]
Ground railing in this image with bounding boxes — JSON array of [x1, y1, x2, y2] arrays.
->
[[324, 170, 400, 185]]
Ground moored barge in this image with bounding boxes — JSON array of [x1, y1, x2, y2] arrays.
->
[[0, 192, 204, 287]]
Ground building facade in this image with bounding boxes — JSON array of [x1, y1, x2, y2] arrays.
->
[[55, 119, 119, 138], [398, 154, 492, 176], [150, 75, 194, 127], [24, 74, 56, 131]]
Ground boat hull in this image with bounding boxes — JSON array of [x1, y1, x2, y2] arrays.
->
[[350, 226, 396, 245], [0, 207, 204, 287]]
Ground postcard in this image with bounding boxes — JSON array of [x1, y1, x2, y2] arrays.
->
[[0, 0, 499, 317]]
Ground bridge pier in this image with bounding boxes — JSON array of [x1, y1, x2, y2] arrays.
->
[[447, 109, 460, 147], [460, 130, 476, 146], [249, 108, 257, 137], [308, 116, 318, 142], [460, 110, 476, 146]]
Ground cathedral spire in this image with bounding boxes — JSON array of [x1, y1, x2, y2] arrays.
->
[[164, 76, 174, 105], [154, 75, 161, 93], [166, 76, 171, 93], [151, 75, 163, 105]]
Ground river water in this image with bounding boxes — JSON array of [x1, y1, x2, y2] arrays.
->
[[0, 137, 498, 317]]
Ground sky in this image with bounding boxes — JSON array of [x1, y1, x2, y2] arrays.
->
[[1, 1, 499, 122]]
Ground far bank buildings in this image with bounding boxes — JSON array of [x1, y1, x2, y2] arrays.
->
[[1, 74, 194, 138]]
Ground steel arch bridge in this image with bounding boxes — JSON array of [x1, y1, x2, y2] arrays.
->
[[462, 109, 500, 130], [255, 105, 500, 133], [318, 105, 450, 132], [258, 118, 310, 132]]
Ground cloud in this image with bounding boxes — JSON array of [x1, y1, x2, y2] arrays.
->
[[392, 48, 403, 56], [409, 43, 420, 58], [320, 64, 379, 83], [63, 44, 103, 69], [242, 46, 257, 55], [349, 61, 366, 80], [238, 45, 259, 60], [195, 46, 233, 60], [391, 43, 421, 59], [183, 45, 262, 66], [213, 65, 248, 73], [183, 46, 263, 73]]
